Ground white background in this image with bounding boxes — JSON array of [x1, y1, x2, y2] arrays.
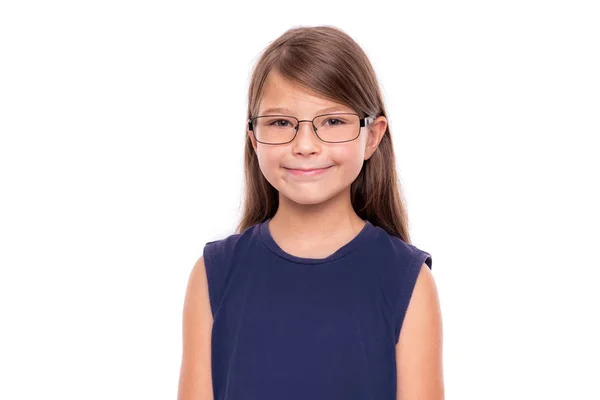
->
[[1, 0, 598, 399]]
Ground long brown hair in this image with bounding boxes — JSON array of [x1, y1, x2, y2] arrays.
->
[[235, 25, 413, 244]]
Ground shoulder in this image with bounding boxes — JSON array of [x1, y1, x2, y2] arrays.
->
[[203, 220, 262, 255], [400, 262, 439, 328], [201, 222, 262, 315], [202, 222, 260, 271], [368, 225, 434, 344], [369, 224, 433, 274]]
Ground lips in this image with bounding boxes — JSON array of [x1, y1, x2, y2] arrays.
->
[[284, 166, 332, 171], [284, 166, 332, 177]]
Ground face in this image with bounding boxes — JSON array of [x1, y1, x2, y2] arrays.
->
[[247, 69, 387, 206]]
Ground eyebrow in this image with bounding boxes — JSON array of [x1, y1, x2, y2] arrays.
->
[[260, 106, 351, 115]]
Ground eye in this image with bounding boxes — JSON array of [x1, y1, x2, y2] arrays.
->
[[269, 119, 293, 127], [325, 118, 345, 126]]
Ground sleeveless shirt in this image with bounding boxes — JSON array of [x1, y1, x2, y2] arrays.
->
[[203, 217, 433, 400]]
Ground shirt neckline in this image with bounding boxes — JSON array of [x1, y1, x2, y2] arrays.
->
[[257, 217, 376, 265]]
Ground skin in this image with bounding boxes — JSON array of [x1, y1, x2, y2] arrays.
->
[[248, 69, 388, 255], [397, 264, 445, 400], [178, 255, 214, 400], [177, 69, 444, 400]]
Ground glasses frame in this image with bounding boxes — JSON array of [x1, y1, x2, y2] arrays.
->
[[247, 112, 375, 144]]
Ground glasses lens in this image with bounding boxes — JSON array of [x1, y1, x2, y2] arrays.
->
[[253, 116, 297, 144], [313, 113, 360, 142]]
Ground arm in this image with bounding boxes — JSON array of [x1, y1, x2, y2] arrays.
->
[[396, 263, 445, 400], [177, 256, 215, 400]]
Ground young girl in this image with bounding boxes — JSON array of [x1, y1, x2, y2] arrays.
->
[[178, 26, 444, 400]]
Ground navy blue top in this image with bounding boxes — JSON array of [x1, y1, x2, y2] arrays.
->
[[203, 218, 432, 400]]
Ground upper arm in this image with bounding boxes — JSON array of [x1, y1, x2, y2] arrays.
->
[[396, 263, 444, 400], [178, 256, 214, 400]]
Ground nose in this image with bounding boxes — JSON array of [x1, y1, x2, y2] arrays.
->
[[292, 120, 321, 154]]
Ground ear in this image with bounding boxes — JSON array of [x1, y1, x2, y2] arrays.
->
[[247, 124, 258, 152], [364, 116, 387, 160]]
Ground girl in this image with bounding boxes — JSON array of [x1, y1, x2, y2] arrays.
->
[[178, 26, 444, 400]]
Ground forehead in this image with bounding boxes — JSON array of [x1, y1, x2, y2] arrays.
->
[[258, 70, 353, 115]]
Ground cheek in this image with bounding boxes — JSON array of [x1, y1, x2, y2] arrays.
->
[[256, 149, 280, 168], [255, 150, 284, 184], [330, 146, 365, 173]]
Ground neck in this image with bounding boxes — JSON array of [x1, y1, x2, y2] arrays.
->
[[270, 188, 365, 243]]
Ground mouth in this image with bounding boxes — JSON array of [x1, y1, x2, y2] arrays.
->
[[283, 165, 333, 177]]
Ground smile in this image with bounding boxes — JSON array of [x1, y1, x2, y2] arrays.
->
[[284, 166, 332, 177]]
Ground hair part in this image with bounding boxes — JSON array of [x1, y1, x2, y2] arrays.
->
[[236, 25, 413, 244]]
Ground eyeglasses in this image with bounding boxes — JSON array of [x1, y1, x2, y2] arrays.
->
[[247, 112, 375, 144]]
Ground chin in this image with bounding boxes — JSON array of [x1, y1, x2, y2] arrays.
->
[[278, 186, 340, 206]]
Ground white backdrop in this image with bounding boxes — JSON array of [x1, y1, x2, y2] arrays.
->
[[1, 0, 598, 399]]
